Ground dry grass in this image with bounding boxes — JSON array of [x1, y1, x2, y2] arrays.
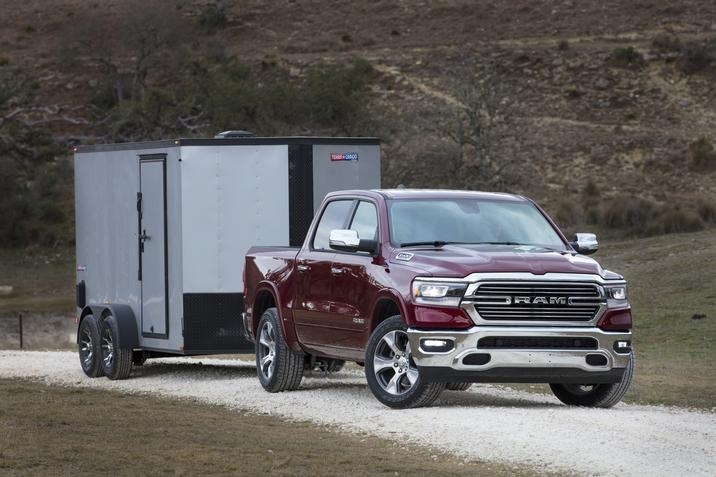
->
[[0, 379, 540, 477]]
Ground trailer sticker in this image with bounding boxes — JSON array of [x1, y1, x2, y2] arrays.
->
[[330, 152, 359, 162], [76, 265, 87, 272], [395, 252, 414, 261]]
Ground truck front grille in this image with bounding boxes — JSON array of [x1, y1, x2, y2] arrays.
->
[[469, 282, 603, 322]]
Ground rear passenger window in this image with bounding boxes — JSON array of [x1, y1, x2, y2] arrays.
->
[[350, 201, 378, 241], [312, 200, 354, 251]]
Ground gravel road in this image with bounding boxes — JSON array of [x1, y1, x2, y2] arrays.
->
[[1, 350, 713, 476]]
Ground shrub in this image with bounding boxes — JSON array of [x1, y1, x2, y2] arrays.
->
[[600, 195, 657, 231], [557, 40, 569, 51], [689, 137, 716, 171], [612, 46, 645, 68], [198, 3, 228, 32], [696, 198, 716, 224], [652, 32, 681, 53], [677, 42, 713, 74], [653, 207, 704, 234]]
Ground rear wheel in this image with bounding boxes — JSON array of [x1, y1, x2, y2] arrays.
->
[[550, 352, 635, 408], [365, 316, 445, 409], [100, 315, 133, 380], [446, 382, 472, 391], [256, 308, 304, 392], [78, 315, 104, 378]]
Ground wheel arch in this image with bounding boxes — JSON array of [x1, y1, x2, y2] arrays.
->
[[251, 281, 300, 351], [370, 290, 409, 332]]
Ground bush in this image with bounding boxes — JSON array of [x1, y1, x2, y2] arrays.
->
[[612, 46, 645, 68], [652, 32, 682, 53], [677, 42, 713, 74], [696, 199, 716, 224], [198, 3, 228, 32], [652, 207, 704, 234], [600, 195, 657, 230], [689, 137, 716, 171]]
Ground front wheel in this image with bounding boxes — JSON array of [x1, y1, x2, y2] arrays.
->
[[256, 308, 304, 392], [550, 352, 635, 408], [365, 316, 445, 409], [99, 315, 133, 380]]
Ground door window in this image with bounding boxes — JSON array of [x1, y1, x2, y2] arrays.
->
[[350, 201, 378, 241], [312, 200, 354, 251]]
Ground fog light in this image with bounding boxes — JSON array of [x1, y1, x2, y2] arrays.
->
[[613, 340, 632, 353], [420, 338, 454, 353]]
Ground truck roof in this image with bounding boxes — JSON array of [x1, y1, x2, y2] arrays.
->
[[374, 189, 524, 201]]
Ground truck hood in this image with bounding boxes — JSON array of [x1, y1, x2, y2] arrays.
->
[[390, 244, 611, 278]]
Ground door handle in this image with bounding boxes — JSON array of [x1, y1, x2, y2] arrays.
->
[[297, 264, 310, 273], [331, 267, 344, 276], [139, 230, 151, 242]]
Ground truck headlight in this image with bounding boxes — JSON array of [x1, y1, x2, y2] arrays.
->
[[412, 280, 467, 307], [605, 285, 628, 307]]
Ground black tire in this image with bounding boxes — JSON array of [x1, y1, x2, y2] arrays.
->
[[99, 315, 133, 380], [549, 352, 635, 408], [256, 308, 304, 392], [78, 315, 104, 378], [446, 382, 472, 391], [365, 316, 445, 409]]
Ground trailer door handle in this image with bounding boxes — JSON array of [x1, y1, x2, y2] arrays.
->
[[296, 264, 310, 273], [331, 267, 344, 276], [139, 230, 151, 242]]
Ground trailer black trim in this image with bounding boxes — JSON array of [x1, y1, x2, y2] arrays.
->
[[75, 137, 380, 153], [139, 153, 170, 340], [288, 143, 314, 246]]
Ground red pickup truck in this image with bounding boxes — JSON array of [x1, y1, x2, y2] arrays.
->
[[243, 189, 634, 408]]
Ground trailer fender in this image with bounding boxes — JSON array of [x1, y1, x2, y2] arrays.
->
[[78, 304, 139, 348]]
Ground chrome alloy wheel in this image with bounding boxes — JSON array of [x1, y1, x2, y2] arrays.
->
[[79, 327, 94, 368], [101, 325, 114, 369], [257, 320, 277, 381], [372, 329, 419, 395]]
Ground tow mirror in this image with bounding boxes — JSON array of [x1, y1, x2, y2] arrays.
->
[[571, 233, 599, 255], [329, 229, 377, 254]]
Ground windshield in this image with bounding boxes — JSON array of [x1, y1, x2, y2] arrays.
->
[[387, 198, 567, 250]]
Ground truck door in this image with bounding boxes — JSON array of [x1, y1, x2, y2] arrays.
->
[[138, 154, 168, 338], [292, 199, 353, 349], [329, 200, 381, 355]]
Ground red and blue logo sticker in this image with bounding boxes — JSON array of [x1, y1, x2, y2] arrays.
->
[[330, 152, 359, 162]]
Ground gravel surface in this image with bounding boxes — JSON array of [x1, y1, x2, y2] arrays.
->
[[1, 351, 714, 476]]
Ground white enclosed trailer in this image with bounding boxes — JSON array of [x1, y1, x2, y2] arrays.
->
[[74, 136, 380, 379]]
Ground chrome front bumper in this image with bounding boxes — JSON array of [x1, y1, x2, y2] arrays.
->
[[408, 326, 631, 378]]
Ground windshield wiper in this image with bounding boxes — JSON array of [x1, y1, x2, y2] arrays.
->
[[400, 240, 451, 247], [471, 241, 525, 246]]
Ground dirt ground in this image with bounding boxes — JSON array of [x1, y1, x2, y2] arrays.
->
[[0, 378, 541, 477]]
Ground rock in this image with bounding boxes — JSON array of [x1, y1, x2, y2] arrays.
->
[[0, 285, 13, 296], [593, 77, 610, 90], [691, 313, 707, 320]]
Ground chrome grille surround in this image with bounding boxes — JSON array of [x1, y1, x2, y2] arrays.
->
[[459, 273, 614, 327]]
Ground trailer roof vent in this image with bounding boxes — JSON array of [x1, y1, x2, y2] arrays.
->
[[214, 130, 256, 139]]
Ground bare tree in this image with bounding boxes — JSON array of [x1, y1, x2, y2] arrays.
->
[[435, 73, 527, 191]]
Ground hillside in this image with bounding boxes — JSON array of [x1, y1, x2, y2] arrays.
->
[[1, 0, 716, 246]]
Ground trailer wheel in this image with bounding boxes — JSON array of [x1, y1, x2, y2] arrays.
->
[[100, 314, 133, 380], [78, 315, 104, 378], [365, 316, 445, 409], [256, 308, 304, 392], [446, 382, 472, 391], [550, 352, 635, 408]]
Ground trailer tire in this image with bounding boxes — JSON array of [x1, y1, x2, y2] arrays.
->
[[78, 315, 104, 378], [549, 351, 635, 408], [365, 315, 445, 409], [100, 314, 133, 380], [446, 382, 472, 391], [256, 308, 304, 392]]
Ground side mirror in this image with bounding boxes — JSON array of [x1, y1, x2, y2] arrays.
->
[[329, 229, 377, 254], [570, 233, 599, 255]]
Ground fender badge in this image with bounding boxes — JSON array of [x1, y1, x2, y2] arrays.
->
[[395, 252, 414, 261]]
